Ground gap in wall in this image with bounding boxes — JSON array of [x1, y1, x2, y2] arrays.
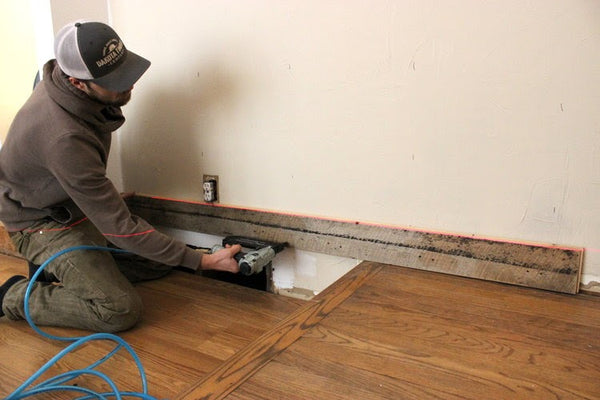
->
[[159, 226, 359, 299]]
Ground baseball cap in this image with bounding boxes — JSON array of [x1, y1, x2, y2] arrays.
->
[[54, 21, 151, 92]]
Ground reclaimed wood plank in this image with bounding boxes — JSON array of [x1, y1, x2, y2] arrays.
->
[[126, 195, 583, 294]]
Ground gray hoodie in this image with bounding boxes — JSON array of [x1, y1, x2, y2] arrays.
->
[[0, 60, 201, 270]]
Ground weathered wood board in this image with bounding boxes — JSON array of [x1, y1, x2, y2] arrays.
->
[[126, 195, 583, 294]]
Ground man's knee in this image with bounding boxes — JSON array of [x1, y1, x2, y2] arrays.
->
[[97, 290, 144, 332]]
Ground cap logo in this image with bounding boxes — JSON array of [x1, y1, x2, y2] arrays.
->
[[96, 39, 125, 68], [55, 21, 150, 90]]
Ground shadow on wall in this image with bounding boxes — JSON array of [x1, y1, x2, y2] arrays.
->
[[118, 60, 241, 198]]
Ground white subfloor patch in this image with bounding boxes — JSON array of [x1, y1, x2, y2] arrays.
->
[[271, 249, 360, 295]]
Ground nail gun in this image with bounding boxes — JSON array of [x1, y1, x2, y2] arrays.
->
[[211, 236, 288, 276]]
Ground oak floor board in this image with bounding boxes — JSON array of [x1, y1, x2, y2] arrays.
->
[[310, 310, 600, 398], [369, 266, 600, 327], [324, 300, 600, 375], [226, 348, 521, 400], [346, 266, 600, 350]]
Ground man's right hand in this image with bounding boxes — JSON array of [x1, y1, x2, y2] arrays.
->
[[199, 244, 241, 273]]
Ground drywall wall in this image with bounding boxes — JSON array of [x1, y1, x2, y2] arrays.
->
[[1, 0, 108, 145], [0, 1, 37, 144], [108, 1, 600, 290], [48, 0, 109, 28]]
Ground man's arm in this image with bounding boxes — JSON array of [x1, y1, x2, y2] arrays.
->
[[48, 133, 239, 272]]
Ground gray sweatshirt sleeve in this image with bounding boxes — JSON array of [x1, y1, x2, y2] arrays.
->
[[48, 131, 202, 270]]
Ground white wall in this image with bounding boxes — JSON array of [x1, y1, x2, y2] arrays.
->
[[48, 0, 109, 27], [2, 0, 110, 145], [0, 1, 37, 144]]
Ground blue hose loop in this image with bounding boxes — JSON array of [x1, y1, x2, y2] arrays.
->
[[6, 245, 160, 400]]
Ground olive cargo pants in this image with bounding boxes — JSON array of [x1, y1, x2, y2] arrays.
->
[[3, 219, 171, 332]]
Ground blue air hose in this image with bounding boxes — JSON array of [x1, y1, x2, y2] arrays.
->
[[6, 245, 160, 400]]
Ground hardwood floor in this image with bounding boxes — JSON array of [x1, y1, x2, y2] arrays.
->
[[189, 263, 600, 400], [1, 255, 599, 399], [0, 255, 305, 399]]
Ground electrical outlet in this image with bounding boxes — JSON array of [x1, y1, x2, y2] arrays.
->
[[202, 174, 219, 203]]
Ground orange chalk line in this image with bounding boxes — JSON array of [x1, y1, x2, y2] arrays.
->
[[147, 195, 588, 253]]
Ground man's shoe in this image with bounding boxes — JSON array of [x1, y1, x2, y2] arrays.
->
[[0, 275, 26, 317], [28, 261, 58, 283]]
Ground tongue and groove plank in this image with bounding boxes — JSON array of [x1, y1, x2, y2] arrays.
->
[[126, 195, 583, 294]]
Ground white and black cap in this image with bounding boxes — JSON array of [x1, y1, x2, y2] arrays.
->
[[54, 21, 150, 92]]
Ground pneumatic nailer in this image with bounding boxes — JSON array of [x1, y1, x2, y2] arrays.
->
[[211, 236, 288, 276]]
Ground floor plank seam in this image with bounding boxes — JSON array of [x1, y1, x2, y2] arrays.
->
[[175, 262, 383, 400]]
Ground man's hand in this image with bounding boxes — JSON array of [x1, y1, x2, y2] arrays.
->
[[199, 244, 241, 273]]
